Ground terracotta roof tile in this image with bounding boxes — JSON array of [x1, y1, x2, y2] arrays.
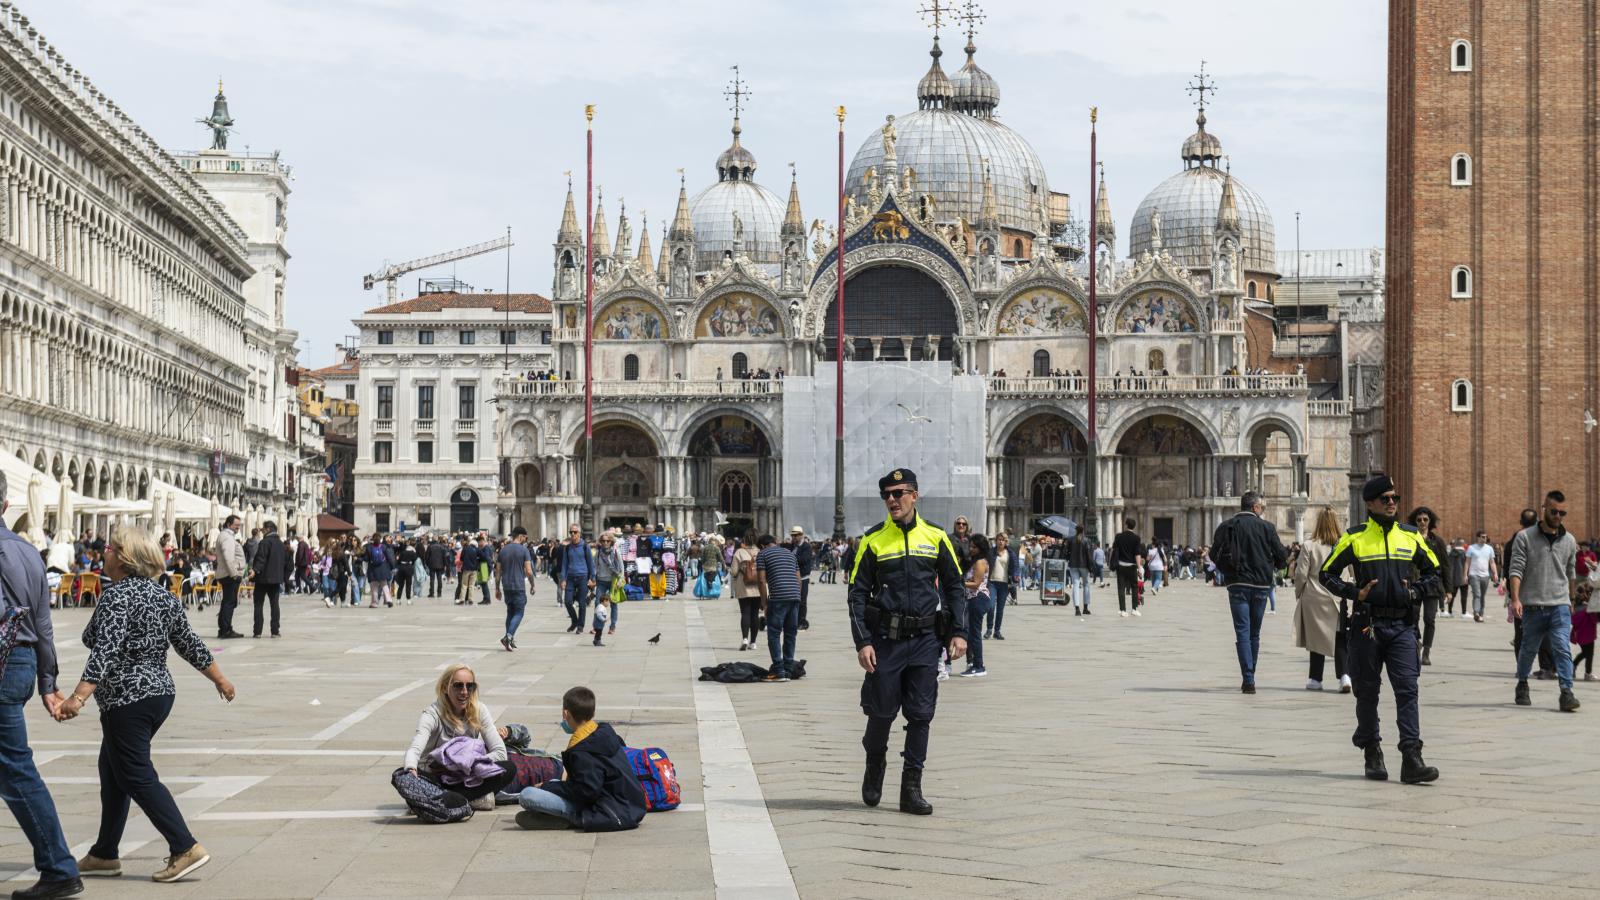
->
[[363, 292, 551, 315], [311, 358, 360, 377]]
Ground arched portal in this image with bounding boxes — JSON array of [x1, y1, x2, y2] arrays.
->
[[450, 486, 481, 533], [822, 265, 959, 362], [686, 412, 774, 535], [999, 412, 1087, 535], [1114, 414, 1215, 547], [513, 463, 542, 532], [1246, 419, 1305, 537], [576, 421, 658, 529]]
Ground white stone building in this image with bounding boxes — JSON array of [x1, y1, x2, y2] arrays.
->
[[0, 6, 254, 525], [351, 292, 554, 535]]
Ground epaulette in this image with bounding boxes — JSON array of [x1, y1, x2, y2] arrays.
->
[[922, 519, 945, 531], [862, 521, 885, 537], [1397, 523, 1421, 534], [1346, 524, 1365, 535]]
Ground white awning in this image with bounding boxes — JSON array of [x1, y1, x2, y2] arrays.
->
[[149, 479, 228, 523]]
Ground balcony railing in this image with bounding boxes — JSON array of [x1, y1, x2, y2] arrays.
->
[[496, 377, 783, 401], [985, 373, 1307, 398], [413, 418, 436, 434], [554, 327, 583, 342], [371, 418, 394, 433], [1308, 399, 1352, 417], [454, 418, 478, 433]]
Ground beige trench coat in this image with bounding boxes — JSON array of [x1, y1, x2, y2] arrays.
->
[[1291, 539, 1342, 658]]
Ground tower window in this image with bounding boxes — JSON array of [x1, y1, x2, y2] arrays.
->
[[623, 354, 640, 381], [1032, 349, 1051, 377], [1451, 39, 1472, 72], [1451, 266, 1472, 299], [1013, 239, 1025, 257], [1451, 153, 1472, 185], [1246, 281, 1258, 299], [1451, 379, 1472, 412]]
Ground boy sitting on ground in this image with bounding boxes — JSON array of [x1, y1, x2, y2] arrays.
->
[[516, 686, 647, 831]]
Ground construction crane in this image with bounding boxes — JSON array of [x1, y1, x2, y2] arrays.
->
[[362, 235, 515, 304]]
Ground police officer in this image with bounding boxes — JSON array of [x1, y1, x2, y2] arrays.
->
[[1319, 475, 1441, 784], [848, 468, 968, 815]]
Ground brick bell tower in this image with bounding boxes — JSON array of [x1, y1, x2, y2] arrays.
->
[[1385, 0, 1600, 538]]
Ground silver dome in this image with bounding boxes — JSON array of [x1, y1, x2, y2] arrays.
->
[[688, 179, 786, 271], [1129, 165, 1277, 275], [847, 108, 1048, 235], [950, 42, 1000, 118]]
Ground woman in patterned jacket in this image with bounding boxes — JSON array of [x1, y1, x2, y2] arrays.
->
[[55, 525, 236, 885]]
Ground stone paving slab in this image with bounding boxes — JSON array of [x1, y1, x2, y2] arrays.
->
[[1, 578, 1596, 897]]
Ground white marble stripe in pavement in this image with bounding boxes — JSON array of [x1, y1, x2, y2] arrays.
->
[[194, 802, 707, 822], [684, 602, 799, 900], [309, 676, 432, 741]]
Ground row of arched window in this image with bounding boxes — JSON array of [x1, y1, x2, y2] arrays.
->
[[1449, 40, 1475, 312], [618, 353, 755, 381]]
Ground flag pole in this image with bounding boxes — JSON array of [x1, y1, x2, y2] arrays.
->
[[1086, 107, 1100, 544], [833, 105, 847, 541], [582, 104, 596, 537]]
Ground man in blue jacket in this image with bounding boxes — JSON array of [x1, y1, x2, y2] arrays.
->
[[515, 686, 647, 831], [1210, 491, 1288, 694], [553, 525, 593, 633]]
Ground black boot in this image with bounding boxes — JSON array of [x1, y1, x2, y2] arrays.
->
[[1421, 647, 1431, 666], [1363, 744, 1388, 781], [11, 876, 84, 899], [861, 755, 887, 807], [899, 767, 933, 815], [1400, 746, 1438, 784]]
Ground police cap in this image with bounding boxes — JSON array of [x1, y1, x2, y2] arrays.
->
[[878, 468, 918, 492], [1362, 474, 1396, 502]]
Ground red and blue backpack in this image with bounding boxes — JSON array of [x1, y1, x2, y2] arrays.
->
[[623, 746, 681, 811]]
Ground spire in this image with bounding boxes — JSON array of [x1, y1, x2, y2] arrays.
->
[[1094, 163, 1115, 243], [655, 223, 670, 281], [717, 66, 757, 182], [916, 1, 953, 110], [635, 213, 654, 278], [1181, 62, 1224, 167], [613, 198, 632, 263], [950, 1, 999, 118], [977, 159, 998, 229], [669, 172, 694, 241], [1216, 161, 1240, 232], [589, 188, 611, 261], [557, 174, 581, 242], [782, 164, 804, 235]]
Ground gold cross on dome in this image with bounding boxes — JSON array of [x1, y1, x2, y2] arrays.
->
[[958, 0, 984, 42], [1187, 60, 1218, 112], [725, 65, 749, 118], [918, 0, 949, 34]]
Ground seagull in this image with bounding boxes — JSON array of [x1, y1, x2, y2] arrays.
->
[[648, 633, 662, 645], [713, 510, 730, 529], [1586, 409, 1598, 434], [896, 403, 932, 424]]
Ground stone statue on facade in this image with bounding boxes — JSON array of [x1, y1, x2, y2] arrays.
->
[[882, 115, 898, 170], [1097, 245, 1113, 290], [789, 298, 803, 334], [1217, 238, 1237, 288], [1149, 208, 1163, 251], [901, 165, 917, 197], [731, 211, 744, 249]]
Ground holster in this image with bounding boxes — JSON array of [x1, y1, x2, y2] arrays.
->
[[865, 605, 935, 640], [934, 607, 954, 642]]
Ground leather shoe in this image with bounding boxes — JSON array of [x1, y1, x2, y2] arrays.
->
[[899, 767, 932, 815], [862, 755, 887, 807], [1363, 744, 1388, 781], [1400, 747, 1439, 784], [11, 876, 84, 899]]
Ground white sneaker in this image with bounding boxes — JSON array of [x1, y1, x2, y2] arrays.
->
[[1267, 610, 1277, 616], [324, 598, 334, 608], [469, 794, 495, 811], [1440, 611, 1453, 618], [1339, 674, 1353, 692], [937, 668, 950, 682], [1306, 679, 1324, 691], [1119, 611, 1129, 618], [1131, 609, 1142, 617]]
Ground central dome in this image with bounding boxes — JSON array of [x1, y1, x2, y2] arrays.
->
[[688, 115, 786, 272], [847, 109, 1048, 234]]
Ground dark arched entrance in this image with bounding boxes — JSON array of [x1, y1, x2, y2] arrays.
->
[[450, 487, 481, 533], [822, 265, 959, 361]]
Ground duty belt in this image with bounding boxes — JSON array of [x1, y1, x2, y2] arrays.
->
[[867, 607, 936, 639]]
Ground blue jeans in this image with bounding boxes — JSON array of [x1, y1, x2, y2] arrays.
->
[[1227, 586, 1271, 684], [352, 573, 367, 603], [1069, 567, 1091, 609], [517, 786, 580, 825], [0, 647, 78, 881], [986, 581, 1010, 633], [1516, 604, 1574, 690], [597, 580, 616, 625], [563, 576, 590, 628], [966, 594, 993, 670], [503, 587, 527, 638], [1150, 570, 1164, 592], [765, 600, 800, 676]]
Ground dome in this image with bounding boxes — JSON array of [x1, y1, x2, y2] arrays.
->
[[950, 41, 1000, 118], [688, 179, 786, 271], [1129, 167, 1277, 276], [847, 108, 1048, 235]]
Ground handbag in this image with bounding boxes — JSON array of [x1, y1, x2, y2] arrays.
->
[[610, 579, 626, 605], [0, 541, 31, 680]]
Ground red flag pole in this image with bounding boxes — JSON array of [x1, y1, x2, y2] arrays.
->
[[1086, 107, 1100, 543], [583, 104, 595, 537], [833, 105, 847, 541]]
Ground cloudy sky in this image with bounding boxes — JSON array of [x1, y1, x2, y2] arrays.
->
[[42, 0, 1385, 367]]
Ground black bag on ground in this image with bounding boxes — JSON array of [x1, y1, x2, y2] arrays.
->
[[698, 660, 808, 683], [391, 767, 473, 824]]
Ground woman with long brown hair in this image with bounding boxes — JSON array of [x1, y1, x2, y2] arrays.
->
[[1292, 507, 1350, 693]]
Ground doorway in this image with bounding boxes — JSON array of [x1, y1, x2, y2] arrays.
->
[[1153, 516, 1174, 545], [450, 487, 481, 533]]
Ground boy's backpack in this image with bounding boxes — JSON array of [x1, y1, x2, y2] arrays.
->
[[623, 746, 682, 811], [624, 584, 645, 602], [506, 751, 564, 793], [390, 768, 473, 824]]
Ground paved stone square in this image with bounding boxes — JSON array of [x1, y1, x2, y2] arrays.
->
[[2, 577, 1596, 898]]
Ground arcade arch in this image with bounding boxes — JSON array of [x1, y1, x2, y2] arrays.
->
[[995, 411, 1086, 535], [821, 264, 960, 362], [685, 411, 775, 536], [1111, 413, 1216, 547]]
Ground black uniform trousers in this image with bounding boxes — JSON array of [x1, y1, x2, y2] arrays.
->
[[861, 631, 939, 770], [217, 576, 240, 636], [1350, 617, 1422, 751]]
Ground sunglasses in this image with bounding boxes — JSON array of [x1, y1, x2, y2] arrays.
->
[[1547, 509, 1568, 518], [880, 489, 913, 500], [449, 682, 477, 692], [1378, 493, 1400, 504]]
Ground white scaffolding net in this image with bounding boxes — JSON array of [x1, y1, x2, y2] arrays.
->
[[781, 362, 986, 536]]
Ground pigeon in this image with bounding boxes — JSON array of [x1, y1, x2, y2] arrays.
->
[[896, 403, 932, 424], [648, 633, 662, 644], [1586, 409, 1597, 434]]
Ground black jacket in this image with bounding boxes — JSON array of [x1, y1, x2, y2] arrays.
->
[[1111, 530, 1143, 569], [1320, 516, 1441, 619], [847, 514, 968, 650], [1210, 511, 1288, 588], [1066, 535, 1094, 569], [541, 722, 647, 832], [251, 533, 286, 585], [790, 540, 815, 577], [424, 541, 450, 572]]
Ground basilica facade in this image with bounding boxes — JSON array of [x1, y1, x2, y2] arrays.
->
[[495, 29, 1350, 545]]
